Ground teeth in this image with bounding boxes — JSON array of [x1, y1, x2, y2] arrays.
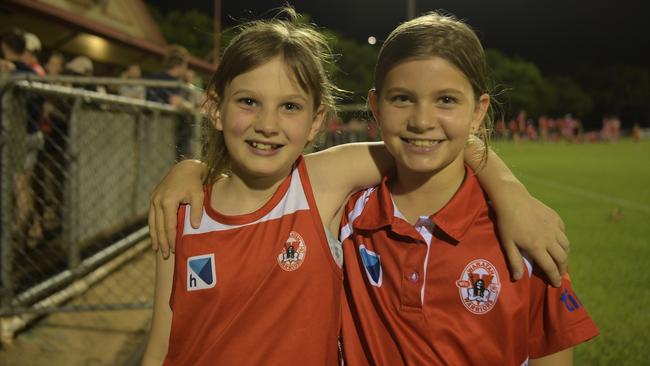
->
[[408, 139, 440, 147], [250, 141, 277, 150]]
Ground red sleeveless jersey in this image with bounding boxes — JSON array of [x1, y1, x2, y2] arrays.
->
[[164, 157, 342, 365], [340, 167, 599, 365]]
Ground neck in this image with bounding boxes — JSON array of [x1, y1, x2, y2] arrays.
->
[[390, 156, 465, 224], [211, 165, 291, 216]]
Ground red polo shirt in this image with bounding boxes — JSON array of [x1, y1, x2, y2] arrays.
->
[[340, 167, 599, 366]]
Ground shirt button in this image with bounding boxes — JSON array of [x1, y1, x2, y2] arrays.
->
[[409, 271, 419, 283]]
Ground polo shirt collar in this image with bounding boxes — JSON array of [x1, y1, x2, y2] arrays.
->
[[429, 166, 486, 242], [351, 166, 486, 243]]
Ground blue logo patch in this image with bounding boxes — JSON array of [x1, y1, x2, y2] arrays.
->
[[560, 288, 581, 312], [187, 254, 216, 291], [359, 245, 382, 287]]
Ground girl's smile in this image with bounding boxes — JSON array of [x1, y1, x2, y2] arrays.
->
[[370, 56, 489, 176], [216, 56, 324, 181]]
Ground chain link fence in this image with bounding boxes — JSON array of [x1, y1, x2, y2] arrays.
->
[[0, 74, 377, 345], [0, 75, 203, 342]]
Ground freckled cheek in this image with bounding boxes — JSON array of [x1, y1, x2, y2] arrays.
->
[[223, 112, 255, 136]]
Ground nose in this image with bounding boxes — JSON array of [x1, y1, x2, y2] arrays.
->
[[407, 103, 437, 132], [253, 109, 280, 136]]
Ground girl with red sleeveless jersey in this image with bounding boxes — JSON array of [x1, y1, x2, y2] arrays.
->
[[143, 9, 571, 366], [339, 12, 598, 365]]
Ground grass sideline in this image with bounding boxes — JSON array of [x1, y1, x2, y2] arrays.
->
[[492, 139, 650, 365]]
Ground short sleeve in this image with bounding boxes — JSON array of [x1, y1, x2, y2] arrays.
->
[[528, 272, 600, 358]]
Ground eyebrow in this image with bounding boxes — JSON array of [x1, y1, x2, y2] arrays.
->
[[230, 89, 308, 102], [282, 94, 309, 102], [436, 88, 464, 95]]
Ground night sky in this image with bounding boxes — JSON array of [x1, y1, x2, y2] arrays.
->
[[149, 0, 649, 74]]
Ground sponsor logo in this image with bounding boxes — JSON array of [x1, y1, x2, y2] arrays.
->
[[277, 231, 307, 271], [187, 254, 216, 291], [359, 245, 382, 287], [456, 259, 500, 314], [560, 288, 582, 312]]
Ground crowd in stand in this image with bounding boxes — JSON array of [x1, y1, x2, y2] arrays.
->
[[0, 27, 202, 249]]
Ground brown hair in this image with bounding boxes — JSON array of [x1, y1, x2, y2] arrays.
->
[[374, 12, 494, 163], [202, 8, 338, 184], [164, 45, 189, 70]]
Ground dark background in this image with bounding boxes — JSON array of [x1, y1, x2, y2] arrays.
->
[[148, 0, 649, 74]]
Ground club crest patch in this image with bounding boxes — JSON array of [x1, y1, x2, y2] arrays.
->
[[456, 259, 500, 314], [187, 254, 216, 291], [277, 231, 307, 271], [359, 245, 382, 287]]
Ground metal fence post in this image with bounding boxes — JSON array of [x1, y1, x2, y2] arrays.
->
[[64, 97, 82, 271], [0, 86, 16, 313]]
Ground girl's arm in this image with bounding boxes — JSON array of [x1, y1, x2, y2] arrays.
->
[[149, 159, 206, 257], [529, 348, 573, 366], [465, 138, 569, 286], [141, 252, 175, 366], [149, 142, 569, 285]]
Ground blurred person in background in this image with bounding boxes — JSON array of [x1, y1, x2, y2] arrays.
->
[[37, 51, 69, 237], [146, 45, 195, 158], [44, 51, 65, 76], [146, 45, 194, 111], [182, 68, 203, 106], [632, 123, 641, 143], [23, 32, 45, 76], [118, 63, 146, 100], [1, 28, 45, 246]]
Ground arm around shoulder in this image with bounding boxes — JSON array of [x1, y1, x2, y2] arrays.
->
[[463, 137, 569, 286], [305, 141, 393, 197]]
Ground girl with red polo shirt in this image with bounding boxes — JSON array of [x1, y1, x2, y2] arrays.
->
[[339, 12, 599, 365]]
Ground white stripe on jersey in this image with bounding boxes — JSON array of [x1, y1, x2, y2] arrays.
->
[[339, 187, 375, 243], [183, 168, 309, 235]]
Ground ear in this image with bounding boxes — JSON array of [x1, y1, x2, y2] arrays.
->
[[367, 89, 381, 126], [470, 93, 490, 133], [307, 104, 326, 142], [211, 104, 223, 131]]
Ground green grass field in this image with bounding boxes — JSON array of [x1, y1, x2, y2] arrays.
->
[[492, 140, 650, 365]]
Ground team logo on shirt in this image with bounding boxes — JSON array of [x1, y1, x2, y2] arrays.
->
[[187, 254, 216, 291], [456, 259, 501, 314], [277, 231, 307, 271], [359, 245, 382, 287]]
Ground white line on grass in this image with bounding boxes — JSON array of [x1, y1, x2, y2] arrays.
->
[[519, 173, 650, 215]]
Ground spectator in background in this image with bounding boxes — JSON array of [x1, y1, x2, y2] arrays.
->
[[182, 68, 203, 106], [632, 123, 641, 143], [118, 63, 145, 100], [38, 52, 69, 236], [63, 55, 107, 93], [64, 55, 93, 77], [146, 45, 194, 111], [24, 32, 45, 77], [147, 45, 195, 158], [44, 51, 65, 76], [1, 28, 45, 246]]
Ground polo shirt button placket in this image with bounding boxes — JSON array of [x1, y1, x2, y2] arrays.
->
[[409, 271, 419, 283]]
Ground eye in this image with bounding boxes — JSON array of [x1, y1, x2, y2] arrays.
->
[[237, 98, 257, 107], [390, 94, 412, 106], [438, 96, 458, 105], [282, 102, 302, 112]]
